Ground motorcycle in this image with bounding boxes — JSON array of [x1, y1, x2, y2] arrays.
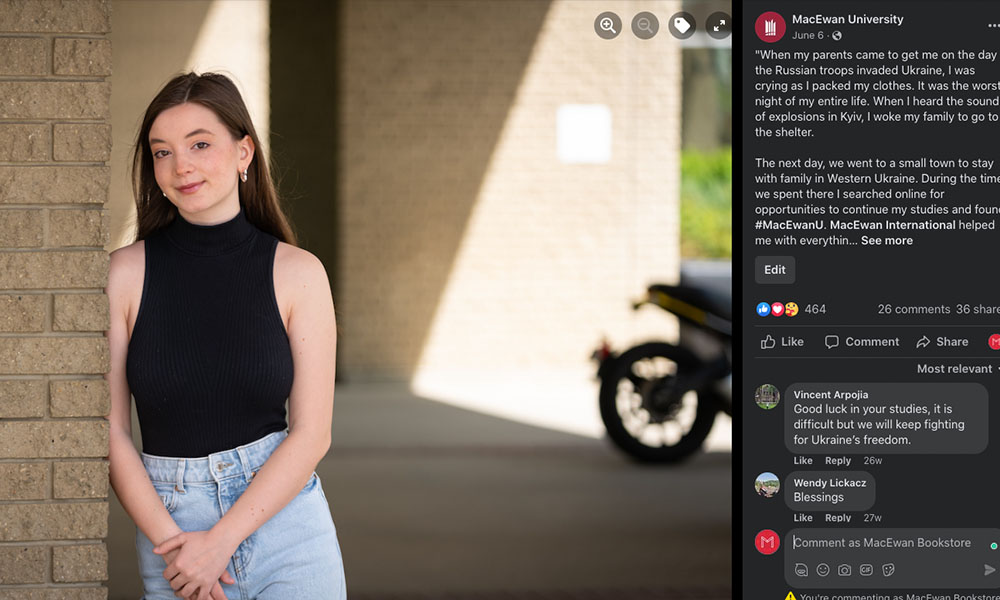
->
[[593, 283, 732, 463]]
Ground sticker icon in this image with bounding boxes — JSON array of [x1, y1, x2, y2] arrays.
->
[[757, 302, 772, 317], [771, 302, 785, 317], [785, 302, 799, 317]]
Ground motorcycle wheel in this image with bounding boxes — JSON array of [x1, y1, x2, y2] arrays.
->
[[599, 342, 719, 463]]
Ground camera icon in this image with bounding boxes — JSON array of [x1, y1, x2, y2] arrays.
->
[[838, 564, 852, 576]]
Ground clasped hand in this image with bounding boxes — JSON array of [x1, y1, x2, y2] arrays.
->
[[154, 530, 236, 600]]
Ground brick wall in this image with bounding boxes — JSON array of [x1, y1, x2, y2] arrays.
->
[[339, 0, 681, 379], [0, 1, 112, 597]]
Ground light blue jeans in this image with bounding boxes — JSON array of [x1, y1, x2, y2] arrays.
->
[[135, 430, 347, 599]]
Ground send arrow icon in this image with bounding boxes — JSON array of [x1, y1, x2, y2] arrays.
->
[[986, 564, 996, 576]]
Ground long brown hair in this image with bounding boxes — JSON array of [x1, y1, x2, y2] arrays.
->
[[130, 72, 296, 244]]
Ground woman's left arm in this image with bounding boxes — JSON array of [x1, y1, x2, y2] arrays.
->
[[156, 248, 336, 599]]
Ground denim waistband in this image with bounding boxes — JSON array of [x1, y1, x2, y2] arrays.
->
[[140, 430, 288, 486]]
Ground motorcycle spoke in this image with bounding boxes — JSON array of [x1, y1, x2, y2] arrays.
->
[[616, 385, 699, 449], [631, 356, 677, 380]]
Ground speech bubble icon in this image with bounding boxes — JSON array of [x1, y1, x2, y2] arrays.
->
[[825, 335, 840, 349]]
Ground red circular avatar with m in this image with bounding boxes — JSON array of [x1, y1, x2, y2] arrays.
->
[[755, 529, 780, 555]]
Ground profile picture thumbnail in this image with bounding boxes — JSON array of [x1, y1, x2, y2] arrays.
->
[[755, 11, 786, 43], [755, 472, 780, 498], [755, 383, 780, 409]]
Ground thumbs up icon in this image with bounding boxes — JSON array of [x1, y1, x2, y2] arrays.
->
[[761, 335, 776, 350]]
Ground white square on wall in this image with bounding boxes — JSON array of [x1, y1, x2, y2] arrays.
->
[[556, 104, 612, 164]]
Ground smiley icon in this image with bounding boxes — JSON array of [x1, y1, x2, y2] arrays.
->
[[771, 302, 785, 317], [785, 302, 799, 317]]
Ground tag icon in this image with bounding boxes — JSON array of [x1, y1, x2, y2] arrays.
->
[[668, 12, 696, 39]]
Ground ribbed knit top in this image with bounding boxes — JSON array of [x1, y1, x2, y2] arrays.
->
[[126, 209, 293, 457]]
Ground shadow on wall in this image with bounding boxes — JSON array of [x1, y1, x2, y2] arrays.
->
[[324, 0, 553, 379]]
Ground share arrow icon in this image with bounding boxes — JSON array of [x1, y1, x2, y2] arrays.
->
[[986, 564, 996, 576]]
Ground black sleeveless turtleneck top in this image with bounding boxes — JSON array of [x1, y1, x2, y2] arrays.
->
[[126, 209, 294, 458]]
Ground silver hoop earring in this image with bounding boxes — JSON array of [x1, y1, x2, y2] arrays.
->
[[240, 168, 248, 183]]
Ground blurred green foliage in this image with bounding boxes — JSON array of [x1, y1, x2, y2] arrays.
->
[[680, 147, 732, 258]]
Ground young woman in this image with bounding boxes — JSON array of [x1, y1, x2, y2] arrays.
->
[[105, 72, 346, 600]]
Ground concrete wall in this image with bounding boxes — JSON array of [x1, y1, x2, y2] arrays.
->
[[0, 1, 112, 596], [337, 0, 682, 382]]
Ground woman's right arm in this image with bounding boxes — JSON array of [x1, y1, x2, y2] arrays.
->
[[106, 244, 233, 600], [104, 244, 184, 546]]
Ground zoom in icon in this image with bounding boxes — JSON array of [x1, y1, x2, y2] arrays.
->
[[595, 12, 622, 39]]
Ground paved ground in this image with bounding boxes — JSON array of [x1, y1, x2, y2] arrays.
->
[[107, 382, 732, 599]]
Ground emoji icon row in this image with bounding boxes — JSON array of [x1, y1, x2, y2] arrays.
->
[[757, 302, 799, 317]]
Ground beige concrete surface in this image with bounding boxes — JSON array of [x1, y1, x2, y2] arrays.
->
[[107, 382, 731, 599]]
